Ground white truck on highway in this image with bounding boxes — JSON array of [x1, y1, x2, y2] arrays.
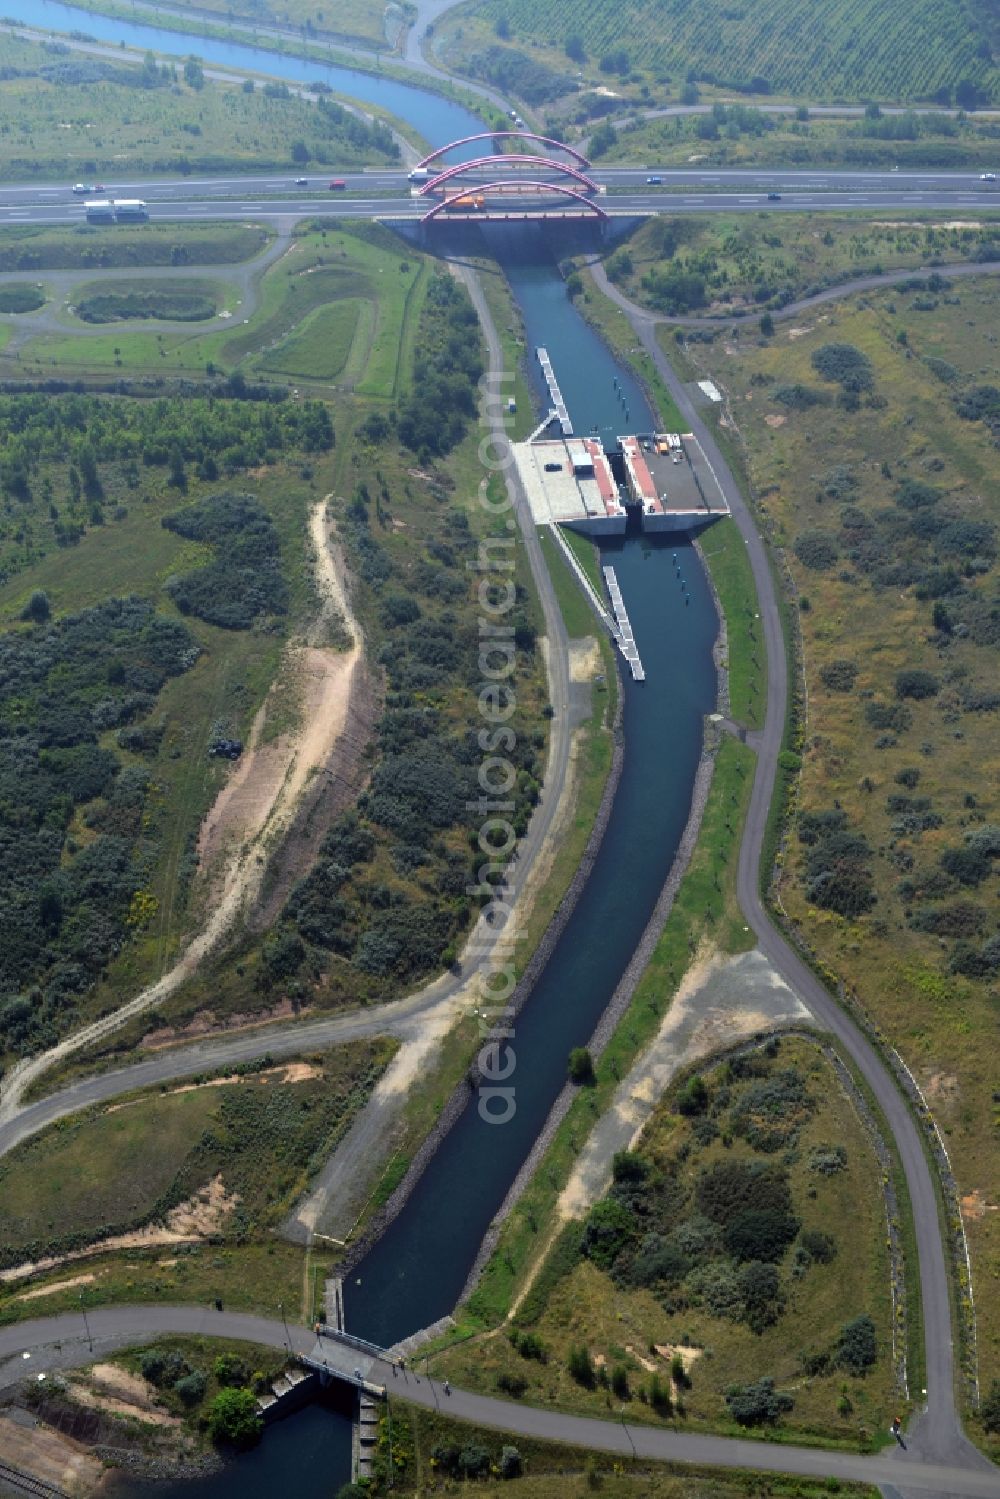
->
[[85, 199, 149, 223]]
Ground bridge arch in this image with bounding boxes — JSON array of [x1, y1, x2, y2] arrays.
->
[[421, 181, 608, 222], [416, 131, 591, 170], [420, 154, 598, 195]]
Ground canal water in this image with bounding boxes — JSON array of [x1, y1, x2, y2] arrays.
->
[[12, 12, 722, 1492]]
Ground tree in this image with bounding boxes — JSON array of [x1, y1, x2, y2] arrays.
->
[[677, 1073, 708, 1115], [837, 1314, 877, 1375], [568, 1046, 595, 1084], [291, 140, 311, 164], [568, 1345, 595, 1387], [981, 1379, 1000, 1434], [184, 57, 205, 90], [565, 32, 585, 63], [207, 1387, 262, 1448], [21, 590, 50, 624], [759, 312, 774, 337], [495, 14, 510, 38]]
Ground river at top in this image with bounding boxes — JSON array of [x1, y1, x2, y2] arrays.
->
[[16, 9, 722, 1490]]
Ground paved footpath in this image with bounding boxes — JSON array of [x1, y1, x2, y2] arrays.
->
[[0, 1308, 998, 1498]]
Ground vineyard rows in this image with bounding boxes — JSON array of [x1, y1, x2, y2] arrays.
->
[[468, 0, 999, 102]]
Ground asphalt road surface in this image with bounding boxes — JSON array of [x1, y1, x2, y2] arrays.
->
[[1, 1308, 999, 1498], [589, 259, 995, 1493]]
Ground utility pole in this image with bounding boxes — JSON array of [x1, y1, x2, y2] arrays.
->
[[79, 1294, 93, 1354], [279, 1300, 292, 1353], [620, 1404, 636, 1461]]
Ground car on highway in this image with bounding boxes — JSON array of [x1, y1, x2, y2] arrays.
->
[[981, 172, 997, 182], [294, 176, 309, 185], [328, 178, 346, 190], [766, 191, 782, 200], [646, 175, 662, 185], [72, 183, 94, 194]]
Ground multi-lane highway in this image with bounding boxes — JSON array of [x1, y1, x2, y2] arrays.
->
[[0, 166, 997, 225]]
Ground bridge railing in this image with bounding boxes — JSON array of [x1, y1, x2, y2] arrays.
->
[[315, 1324, 392, 1361]]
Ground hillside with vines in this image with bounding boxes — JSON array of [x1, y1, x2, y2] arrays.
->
[[446, 0, 999, 103]]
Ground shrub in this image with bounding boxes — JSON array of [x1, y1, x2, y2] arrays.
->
[[496, 1370, 528, 1396], [612, 1150, 651, 1183], [500, 1446, 522, 1478], [981, 1379, 1000, 1434], [773, 383, 825, 409], [207, 1387, 262, 1447], [837, 1314, 877, 1374], [174, 1369, 207, 1406], [20, 590, 51, 624], [677, 1073, 709, 1115], [568, 1046, 595, 1084], [458, 1445, 491, 1478], [610, 1364, 630, 1398], [581, 1198, 639, 1270], [725, 1376, 794, 1426], [809, 1144, 847, 1176], [895, 669, 940, 700], [940, 844, 992, 887], [799, 1228, 837, 1263], [794, 530, 839, 571], [820, 659, 857, 692], [811, 343, 874, 392], [568, 1345, 596, 1387], [864, 700, 912, 732], [736, 1260, 785, 1331], [724, 1208, 799, 1264], [696, 1159, 793, 1224], [804, 828, 876, 918]]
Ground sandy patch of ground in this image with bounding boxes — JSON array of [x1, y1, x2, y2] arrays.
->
[[921, 1069, 960, 1108], [764, 414, 786, 427], [653, 1342, 702, 1371], [141, 996, 302, 1050], [0, 500, 360, 1120], [557, 947, 809, 1220], [0, 1412, 102, 1494], [1, 1176, 239, 1284], [961, 1188, 996, 1222], [13, 1272, 98, 1303], [104, 1060, 321, 1114], [568, 636, 601, 683], [69, 1363, 176, 1428]]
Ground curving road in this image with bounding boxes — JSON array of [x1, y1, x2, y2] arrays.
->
[[1, 1307, 999, 1497], [589, 258, 993, 1486]]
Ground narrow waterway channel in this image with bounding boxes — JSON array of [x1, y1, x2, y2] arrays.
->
[[8, 14, 724, 1491]]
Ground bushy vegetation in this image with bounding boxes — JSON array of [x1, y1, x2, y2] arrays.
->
[[462, 43, 575, 103], [281, 465, 542, 1004], [0, 283, 44, 313], [0, 222, 268, 274], [163, 492, 289, 629], [725, 1375, 794, 1427], [396, 274, 484, 459], [798, 808, 876, 918], [570, 1047, 847, 1337], [76, 289, 218, 324], [0, 597, 197, 1059]]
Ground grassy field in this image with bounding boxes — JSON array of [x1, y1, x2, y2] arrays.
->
[[112, 0, 400, 49], [9, 224, 426, 392], [683, 273, 1000, 1441], [436, 0, 998, 106], [441, 1036, 894, 1448], [259, 297, 363, 379], [0, 1041, 394, 1267], [0, 221, 270, 273], [591, 108, 1000, 173], [601, 213, 1000, 318], [0, 29, 399, 179], [377, 1401, 880, 1496]]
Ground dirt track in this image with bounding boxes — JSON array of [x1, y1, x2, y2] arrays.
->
[[0, 499, 360, 1123]]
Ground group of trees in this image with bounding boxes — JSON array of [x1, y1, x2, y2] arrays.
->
[[397, 275, 484, 459], [0, 597, 197, 1060], [571, 1052, 845, 1338], [0, 392, 333, 518], [163, 492, 288, 629]]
